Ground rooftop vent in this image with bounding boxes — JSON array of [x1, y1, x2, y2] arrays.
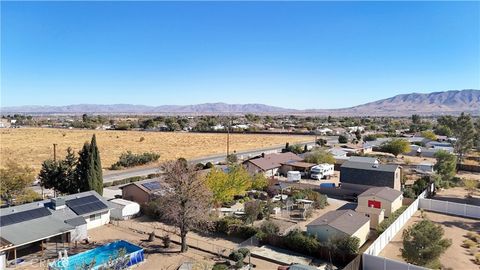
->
[[51, 198, 66, 210]]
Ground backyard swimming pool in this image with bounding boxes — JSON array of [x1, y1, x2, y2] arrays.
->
[[49, 240, 144, 270]]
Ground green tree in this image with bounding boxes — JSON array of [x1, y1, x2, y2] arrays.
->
[[401, 219, 451, 267], [304, 149, 335, 164], [38, 148, 79, 195], [453, 113, 475, 163], [75, 135, 103, 194], [88, 135, 103, 195], [251, 173, 268, 190], [411, 114, 421, 124], [380, 139, 411, 157], [433, 150, 457, 182], [421, 130, 437, 141], [338, 135, 348, 144], [434, 125, 452, 137], [331, 236, 360, 255], [75, 142, 92, 192], [206, 166, 251, 206], [0, 161, 35, 205]]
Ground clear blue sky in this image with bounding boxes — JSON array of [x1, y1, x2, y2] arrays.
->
[[1, 1, 479, 109]]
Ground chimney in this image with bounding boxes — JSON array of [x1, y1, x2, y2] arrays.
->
[[51, 198, 66, 210]]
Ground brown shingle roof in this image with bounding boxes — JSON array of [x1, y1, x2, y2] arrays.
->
[[306, 210, 369, 235], [246, 152, 303, 171], [358, 187, 402, 202], [282, 161, 316, 169]]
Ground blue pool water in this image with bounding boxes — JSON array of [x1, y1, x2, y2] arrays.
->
[[49, 240, 144, 270]]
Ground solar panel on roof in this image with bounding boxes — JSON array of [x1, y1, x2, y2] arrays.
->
[[0, 207, 51, 227], [66, 195, 108, 215], [141, 181, 162, 191]]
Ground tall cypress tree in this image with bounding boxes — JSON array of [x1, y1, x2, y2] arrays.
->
[[89, 134, 103, 195], [76, 142, 92, 192]]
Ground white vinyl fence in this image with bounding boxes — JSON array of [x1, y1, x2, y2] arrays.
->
[[362, 184, 435, 270], [363, 254, 427, 270], [419, 198, 480, 219], [364, 189, 428, 257]]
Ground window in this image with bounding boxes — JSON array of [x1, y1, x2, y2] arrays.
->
[[89, 213, 101, 221]]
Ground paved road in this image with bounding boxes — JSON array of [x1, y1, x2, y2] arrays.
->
[[103, 141, 317, 183]]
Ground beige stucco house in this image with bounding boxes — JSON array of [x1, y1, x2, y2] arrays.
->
[[357, 186, 403, 217], [306, 210, 370, 247], [356, 205, 385, 229]]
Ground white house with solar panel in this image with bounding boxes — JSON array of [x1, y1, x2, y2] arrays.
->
[[0, 191, 111, 268]]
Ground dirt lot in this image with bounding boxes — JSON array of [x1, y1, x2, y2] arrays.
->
[[379, 211, 480, 270], [434, 186, 480, 206], [15, 224, 281, 270], [0, 128, 312, 171]]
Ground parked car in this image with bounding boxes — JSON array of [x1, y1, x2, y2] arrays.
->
[[272, 194, 288, 202]]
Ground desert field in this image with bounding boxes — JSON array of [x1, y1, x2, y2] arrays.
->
[[0, 128, 313, 172]]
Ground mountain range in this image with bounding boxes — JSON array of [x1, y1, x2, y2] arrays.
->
[[2, 89, 479, 116]]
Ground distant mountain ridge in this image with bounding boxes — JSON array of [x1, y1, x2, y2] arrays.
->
[[1, 103, 293, 114], [2, 89, 479, 116]]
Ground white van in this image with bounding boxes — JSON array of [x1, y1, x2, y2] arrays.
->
[[287, 171, 301, 182]]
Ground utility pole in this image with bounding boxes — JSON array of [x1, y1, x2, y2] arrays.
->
[[53, 143, 58, 161], [226, 118, 230, 158], [52, 143, 58, 198]]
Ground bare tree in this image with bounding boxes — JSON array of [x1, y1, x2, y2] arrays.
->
[[157, 159, 212, 252]]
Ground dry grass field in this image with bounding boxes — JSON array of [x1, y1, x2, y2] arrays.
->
[[0, 128, 312, 172]]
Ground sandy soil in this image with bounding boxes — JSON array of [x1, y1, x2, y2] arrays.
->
[[0, 128, 312, 171], [379, 211, 480, 270], [457, 171, 480, 182], [434, 187, 480, 206]]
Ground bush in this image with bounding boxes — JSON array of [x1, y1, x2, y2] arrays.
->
[[162, 234, 171, 248], [260, 221, 280, 235], [463, 239, 476, 249], [378, 206, 408, 233], [338, 135, 348, 144], [237, 248, 250, 258], [363, 134, 377, 141], [330, 236, 360, 255], [110, 151, 160, 169], [212, 263, 229, 270], [475, 253, 480, 265], [215, 217, 259, 239], [204, 162, 214, 169], [403, 188, 415, 198], [229, 251, 244, 262], [283, 229, 320, 255]]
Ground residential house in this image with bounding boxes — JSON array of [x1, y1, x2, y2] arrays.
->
[[416, 163, 434, 174], [357, 187, 403, 217], [0, 191, 110, 264], [120, 178, 165, 206], [355, 206, 384, 229], [306, 210, 370, 246], [243, 152, 303, 177], [407, 145, 454, 158], [347, 126, 365, 133], [316, 128, 333, 135], [340, 161, 402, 190], [348, 156, 379, 164]]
